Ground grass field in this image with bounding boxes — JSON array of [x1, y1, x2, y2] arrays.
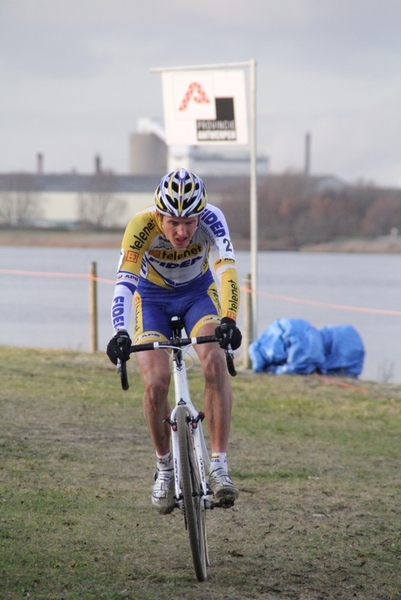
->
[[1, 346, 400, 599]]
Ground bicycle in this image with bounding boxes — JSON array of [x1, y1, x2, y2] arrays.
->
[[116, 316, 237, 582]]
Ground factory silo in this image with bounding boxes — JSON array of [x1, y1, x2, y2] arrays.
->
[[129, 133, 167, 175]]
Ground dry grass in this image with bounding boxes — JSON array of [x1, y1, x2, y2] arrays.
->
[[1, 347, 400, 599], [0, 230, 122, 248], [0, 229, 400, 253]]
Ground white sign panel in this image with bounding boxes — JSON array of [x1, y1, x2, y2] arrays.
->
[[162, 69, 248, 146]]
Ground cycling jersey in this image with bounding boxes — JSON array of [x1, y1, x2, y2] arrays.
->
[[111, 204, 240, 335]]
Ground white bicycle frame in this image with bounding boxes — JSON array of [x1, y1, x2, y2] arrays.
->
[[168, 346, 211, 505], [117, 322, 236, 510]]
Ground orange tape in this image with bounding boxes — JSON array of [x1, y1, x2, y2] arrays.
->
[[314, 374, 370, 393], [0, 268, 115, 284], [241, 285, 401, 317], [0, 269, 399, 317]]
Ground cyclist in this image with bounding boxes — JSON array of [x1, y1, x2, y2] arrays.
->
[[107, 169, 242, 514]]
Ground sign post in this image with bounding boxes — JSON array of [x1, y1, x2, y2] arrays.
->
[[249, 59, 258, 342], [151, 60, 258, 349]]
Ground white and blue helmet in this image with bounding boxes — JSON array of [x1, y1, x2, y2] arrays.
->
[[155, 169, 207, 217]]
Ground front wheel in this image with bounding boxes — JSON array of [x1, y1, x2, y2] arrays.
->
[[177, 406, 208, 582]]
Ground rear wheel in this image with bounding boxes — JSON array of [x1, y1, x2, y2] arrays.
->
[[177, 406, 208, 581]]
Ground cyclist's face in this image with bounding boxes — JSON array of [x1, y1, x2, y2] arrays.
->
[[161, 215, 199, 248]]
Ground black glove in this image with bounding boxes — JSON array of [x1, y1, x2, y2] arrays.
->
[[215, 317, 242, 351], [106, 329, 132, 365]]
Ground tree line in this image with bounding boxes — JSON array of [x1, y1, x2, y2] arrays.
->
[[1, 173, 400, 245], [218, 174, 401, 249]]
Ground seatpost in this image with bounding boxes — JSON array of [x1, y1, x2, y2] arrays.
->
[[171, 315, 184, 338], [171, 316, 184, 368]]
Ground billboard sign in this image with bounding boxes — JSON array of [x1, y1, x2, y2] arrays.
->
[[161, 69, 248, 146]]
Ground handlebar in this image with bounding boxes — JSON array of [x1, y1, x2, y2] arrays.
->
[[116, 334, 237, 391], [127, 334, 217, 353]]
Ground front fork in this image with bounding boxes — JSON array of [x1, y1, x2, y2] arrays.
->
[[166, 407, 210, 503]]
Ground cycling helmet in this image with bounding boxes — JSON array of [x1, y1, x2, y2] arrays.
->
[[155, 169, 208, 217]]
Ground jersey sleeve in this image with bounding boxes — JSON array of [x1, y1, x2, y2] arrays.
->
[[111, 283, 134, 332], [110, 209, 155, 333], [218, 266, 240, 321], [203, 205, 240, 321]]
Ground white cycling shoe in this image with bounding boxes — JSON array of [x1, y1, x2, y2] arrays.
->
[[151, 469, 176, 514], [209, 467, 239, 504]]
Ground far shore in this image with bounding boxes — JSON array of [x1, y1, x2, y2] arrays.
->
[[0, 229, 400, 253]]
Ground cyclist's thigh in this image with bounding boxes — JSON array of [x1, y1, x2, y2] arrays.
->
[[133, 290, 171, 343], [135, 347, 171, 385], [186, 281, 222, 337]]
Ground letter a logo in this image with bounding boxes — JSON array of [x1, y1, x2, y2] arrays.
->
[[179, 82, 210, 111]]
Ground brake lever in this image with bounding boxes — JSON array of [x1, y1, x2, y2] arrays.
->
[[225, 344, 237, 377], [117, 357, 129, 390]]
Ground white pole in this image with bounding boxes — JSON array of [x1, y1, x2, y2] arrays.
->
[[249, 58, 258, 341], [89, 261, 98, 353]]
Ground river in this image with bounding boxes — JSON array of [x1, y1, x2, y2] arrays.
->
[[0, 247, 400, 383]]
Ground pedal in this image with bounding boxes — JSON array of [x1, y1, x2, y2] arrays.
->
[[210, 499, 235, 509]]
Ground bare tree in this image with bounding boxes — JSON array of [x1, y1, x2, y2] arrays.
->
[[78, 172, 127, 229], [0, 174, 43, 226], [218, 173, 401, 249]]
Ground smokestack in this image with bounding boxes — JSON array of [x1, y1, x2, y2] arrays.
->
[[95, 154, 102, 174], [304, 132, 311, 176], [37, 152, 44, 174]]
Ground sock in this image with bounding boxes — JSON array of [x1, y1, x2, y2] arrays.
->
[[210, 452, 228, 474], [156, 451, 173, 471]]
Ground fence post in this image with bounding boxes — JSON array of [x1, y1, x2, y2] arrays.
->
[[89, 261, 98, 353], [242, 273, 253, 369]]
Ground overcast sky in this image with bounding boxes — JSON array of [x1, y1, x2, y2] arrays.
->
[[1, 0, 400, 187]]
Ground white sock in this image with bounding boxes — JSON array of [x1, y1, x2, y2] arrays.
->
[[156, 451, 173, 471], [210, 452, 228, 474]]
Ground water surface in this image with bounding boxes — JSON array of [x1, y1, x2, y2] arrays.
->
[[1, 248, 400, 383]]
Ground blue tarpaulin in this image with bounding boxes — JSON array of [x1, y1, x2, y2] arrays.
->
[[248, 319, 364, 377], [320, 324, 365, 377]]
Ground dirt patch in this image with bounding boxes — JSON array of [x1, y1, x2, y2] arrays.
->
[[1, 229, 400, 253], [0, 230, 123, 248], [301, 237, 401, 254]]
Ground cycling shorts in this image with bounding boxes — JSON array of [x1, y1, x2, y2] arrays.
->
[[133, 271, 222, 343]]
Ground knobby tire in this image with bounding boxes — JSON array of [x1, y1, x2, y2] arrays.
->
[[177, 406, 208, 582]]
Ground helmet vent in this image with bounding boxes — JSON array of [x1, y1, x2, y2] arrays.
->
[[155, 169, 207, 217]]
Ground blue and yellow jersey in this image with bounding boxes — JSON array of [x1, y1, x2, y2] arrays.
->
[[111, 205, 240, 331]]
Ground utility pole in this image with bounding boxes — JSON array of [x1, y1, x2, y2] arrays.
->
[[304, 132, 311, 176]]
